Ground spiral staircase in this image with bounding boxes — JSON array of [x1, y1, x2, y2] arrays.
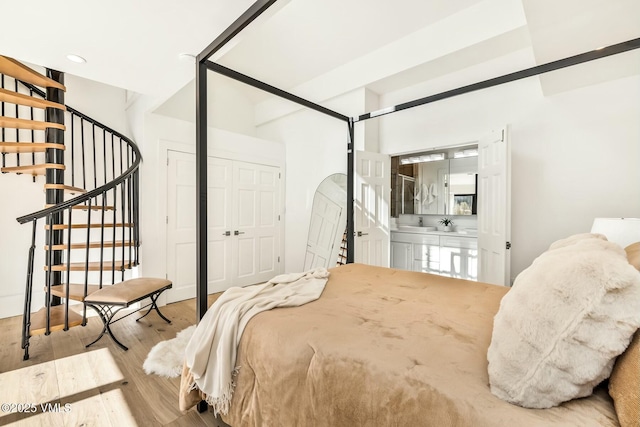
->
[[0, 55, 141, 360]]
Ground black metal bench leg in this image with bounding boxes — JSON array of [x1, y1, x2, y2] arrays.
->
[[105, 322, 129, 351], [85, 304, 128, 350], [136, 290, 171, 324]]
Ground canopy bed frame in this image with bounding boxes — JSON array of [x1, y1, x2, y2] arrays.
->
[[196, 0, 640, 319], [190, 0, 640, 422], [194, 1, 640, 321]]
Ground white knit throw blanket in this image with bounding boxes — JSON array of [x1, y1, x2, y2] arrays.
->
[[184, 267, 330, 415]]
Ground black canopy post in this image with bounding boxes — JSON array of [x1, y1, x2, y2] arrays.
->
[[346, 119, 355, 263], [195, 60, 208, 322], [195, 0, 282, 323]]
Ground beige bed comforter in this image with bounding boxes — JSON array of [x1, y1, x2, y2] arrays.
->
[[181, 263, 619, 426]]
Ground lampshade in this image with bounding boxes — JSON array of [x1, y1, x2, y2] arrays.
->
[[590, 218, 640, 248]]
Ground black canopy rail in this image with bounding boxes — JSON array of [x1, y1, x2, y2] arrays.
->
[[196, 0, 640, 323], [205, 61, 350, 122], [356, 37, 640, 122], [197, 0, 279, 63]]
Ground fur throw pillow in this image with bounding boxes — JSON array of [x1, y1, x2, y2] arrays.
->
[[487, 234, 640, 408]]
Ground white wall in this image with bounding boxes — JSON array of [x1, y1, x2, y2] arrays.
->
[[64, 74, 131, 135], [256, 89, 366, 272], [0, 73, 130, 319], [152, 74, 259, 137], [379, 71, 640, 281]]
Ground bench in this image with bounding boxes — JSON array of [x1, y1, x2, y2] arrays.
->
[[84, 277, 172, 350]]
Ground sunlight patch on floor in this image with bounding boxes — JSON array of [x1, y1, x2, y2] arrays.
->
[[0, 348, 135, 426]]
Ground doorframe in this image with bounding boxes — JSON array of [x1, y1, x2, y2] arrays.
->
[[388, 134, 510, 283], [158, 139, 286, 303]]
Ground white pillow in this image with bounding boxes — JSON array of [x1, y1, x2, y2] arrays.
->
[[487, 234, 640, 408]]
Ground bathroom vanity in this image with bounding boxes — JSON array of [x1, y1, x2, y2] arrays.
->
[[390, 227, 478, 281], [390, 145, 479, 281]]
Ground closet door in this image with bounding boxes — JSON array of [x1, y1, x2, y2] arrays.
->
[[166, 151, 233, 303], [166, 152, 281, 303], [207, 158, 234, 293], [232, 161, 280, 286]]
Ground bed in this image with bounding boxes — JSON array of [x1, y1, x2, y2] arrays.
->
[[180, 262, 622, 426]]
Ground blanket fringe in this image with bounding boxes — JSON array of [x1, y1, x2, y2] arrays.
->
[[188, 366, 241, 416]]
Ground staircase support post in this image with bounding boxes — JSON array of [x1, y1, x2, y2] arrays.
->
[[45, 69, 65, 306]]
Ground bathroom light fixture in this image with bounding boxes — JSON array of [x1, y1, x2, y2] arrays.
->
[[66, 54, 86, 64], [178, 53, 196, 63], [454, 148, 478, 158], [400, 153, 445, 165]]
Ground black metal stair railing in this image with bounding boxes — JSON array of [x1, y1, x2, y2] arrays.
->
[[1, 78, 142, 361], [18, 146, 140, 360]]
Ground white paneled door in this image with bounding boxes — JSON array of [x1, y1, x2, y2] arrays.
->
[[355, 150, 390, 267], [166, 150, 281, 303], [232, 161, 280, 287], [477, 128, 511, 286]]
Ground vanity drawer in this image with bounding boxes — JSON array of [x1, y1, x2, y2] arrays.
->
[[391, 232, 439, 245], [413, 260, 440, 274], [440, 236, 477, 250], [413, 243, 440, 262]]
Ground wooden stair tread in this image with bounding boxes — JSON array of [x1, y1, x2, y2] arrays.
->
[[45, 261, 135, 272], [1, 163, 65, 176], [0, 55, 66, 91], [0, 116, 65, 131], [0, 88, 66, 110], [29, 305, 83, 336], [45, 222, 134, 230], [48, 284, 101, 301], [44, 184, 87, 194], [44, 204, 115, 211], [0, 142, 65, 153], [46, 240, 135, 250]]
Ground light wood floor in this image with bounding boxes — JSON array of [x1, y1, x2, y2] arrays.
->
[[0, 295, 226, 426]]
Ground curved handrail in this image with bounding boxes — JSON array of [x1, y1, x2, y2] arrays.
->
[[15, 82, 142, 224]]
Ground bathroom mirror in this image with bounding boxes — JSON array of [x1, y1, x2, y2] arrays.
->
[[448, 156, 478, 215], [391, 145, 478, 217], [303, 173, 348, 270]]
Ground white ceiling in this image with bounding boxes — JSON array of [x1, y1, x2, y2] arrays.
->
[[216, 0, 484, 89], [0, 0, 258, 97], [1, 0, 639, 106]]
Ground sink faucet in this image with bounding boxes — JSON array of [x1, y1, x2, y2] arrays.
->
[[418, 217, 423, 226]]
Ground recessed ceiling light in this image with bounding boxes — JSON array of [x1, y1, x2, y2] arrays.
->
[[66, 54, 86, 64], [178, 53, 196, 63]]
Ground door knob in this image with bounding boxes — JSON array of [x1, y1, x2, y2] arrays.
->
[[234, 230, 245, 235], [222, 231, 231, 236], [357, 231, 368, 237]]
